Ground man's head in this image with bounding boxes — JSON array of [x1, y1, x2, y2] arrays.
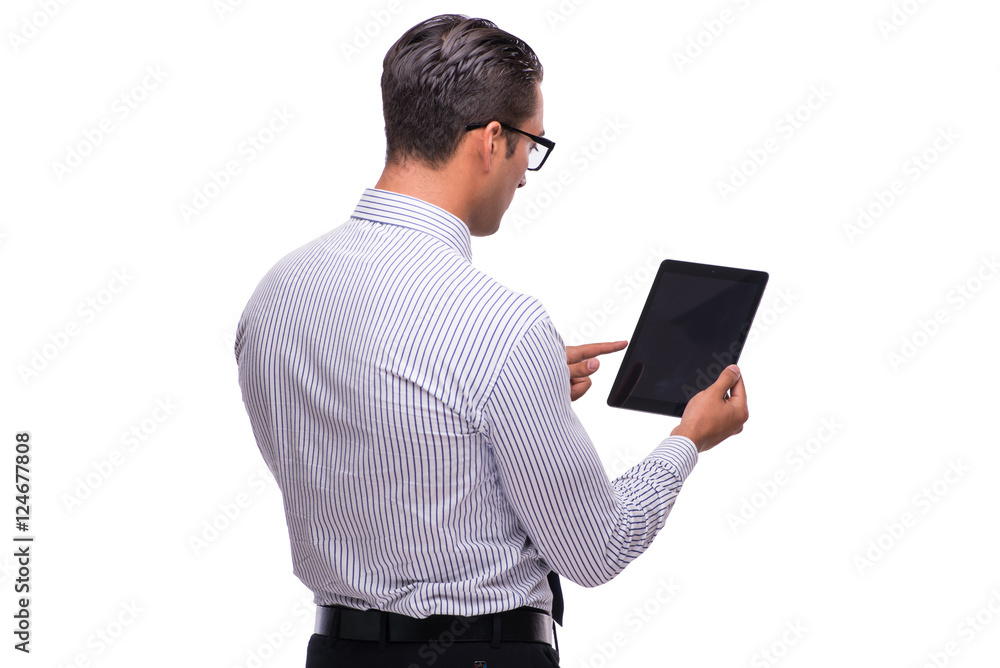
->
[[381, 14, 543, 168]]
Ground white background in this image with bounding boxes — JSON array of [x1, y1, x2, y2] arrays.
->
[[2, 0, 999, 666]]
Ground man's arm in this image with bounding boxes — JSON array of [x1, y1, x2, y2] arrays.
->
[[482, 317, 700, 587], [565, 340, 628, 401]]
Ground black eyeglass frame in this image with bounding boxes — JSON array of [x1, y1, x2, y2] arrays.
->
[[464, 122, 555, 171]]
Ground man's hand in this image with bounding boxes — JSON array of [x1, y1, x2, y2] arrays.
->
[[671, 364, 749, 453], [566, 340, 628, 401]]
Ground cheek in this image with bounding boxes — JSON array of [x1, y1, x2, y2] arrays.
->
[[508, 174, 522, 198]]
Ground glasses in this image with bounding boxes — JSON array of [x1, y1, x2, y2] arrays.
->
[[464, 122, 555, 171]]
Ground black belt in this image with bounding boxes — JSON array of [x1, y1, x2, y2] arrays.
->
[[314, 605, 555, 648]]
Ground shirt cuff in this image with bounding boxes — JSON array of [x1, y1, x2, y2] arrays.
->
[[644, 435, 699, 481]]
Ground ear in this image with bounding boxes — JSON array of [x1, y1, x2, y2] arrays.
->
[[478, 121, 505, 172]]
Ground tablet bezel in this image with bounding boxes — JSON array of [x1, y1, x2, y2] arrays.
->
[[606, 259, 769, 418]]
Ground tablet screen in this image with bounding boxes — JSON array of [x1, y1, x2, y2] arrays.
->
[[607, 260, 768, 417]]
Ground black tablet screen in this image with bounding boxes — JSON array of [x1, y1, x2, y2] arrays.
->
[[607, 260, 768, 417]]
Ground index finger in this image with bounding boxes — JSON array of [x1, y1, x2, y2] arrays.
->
[[566, 340, 628, 364]]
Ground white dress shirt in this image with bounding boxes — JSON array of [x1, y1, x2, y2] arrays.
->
[[235, 188, 698, 618]]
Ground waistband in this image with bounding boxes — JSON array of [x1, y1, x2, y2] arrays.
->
[[314, 605, 555, 649]]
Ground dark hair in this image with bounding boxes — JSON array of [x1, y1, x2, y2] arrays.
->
[[381, 14, 543, 168]]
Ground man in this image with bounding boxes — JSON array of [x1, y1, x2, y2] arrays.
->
[[235, 14, 748, 667]]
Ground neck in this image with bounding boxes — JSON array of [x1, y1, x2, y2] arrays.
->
[[374, 159, 475, 227]]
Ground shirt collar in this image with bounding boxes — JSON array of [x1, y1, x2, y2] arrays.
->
[[351, 188, 473, 262]]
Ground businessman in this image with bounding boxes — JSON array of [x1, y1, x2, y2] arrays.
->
[[235, 14, 748, 667]]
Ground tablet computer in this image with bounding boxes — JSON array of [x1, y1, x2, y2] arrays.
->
[[607, 260, 768, 417]]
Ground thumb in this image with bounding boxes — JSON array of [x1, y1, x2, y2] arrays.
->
[[711, 364, 741, 398]]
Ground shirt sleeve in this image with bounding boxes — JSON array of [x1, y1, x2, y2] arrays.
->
[[481, 315, 698, 588]]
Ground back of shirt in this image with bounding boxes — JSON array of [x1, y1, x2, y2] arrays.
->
[[235, 190, 551, 617]]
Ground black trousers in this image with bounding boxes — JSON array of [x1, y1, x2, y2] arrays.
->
[[305, 633, 561, 667]]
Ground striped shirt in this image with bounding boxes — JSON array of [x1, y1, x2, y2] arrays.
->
[[235, 188, 698, 618]]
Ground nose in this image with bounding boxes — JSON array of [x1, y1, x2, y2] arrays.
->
[[518, 174, 527, 188]]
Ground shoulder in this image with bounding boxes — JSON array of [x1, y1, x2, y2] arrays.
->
[[235, 225, 347, 345], [240, 221, 358, 308]]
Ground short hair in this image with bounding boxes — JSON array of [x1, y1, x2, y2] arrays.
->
[[381, 14, 543, 168]]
